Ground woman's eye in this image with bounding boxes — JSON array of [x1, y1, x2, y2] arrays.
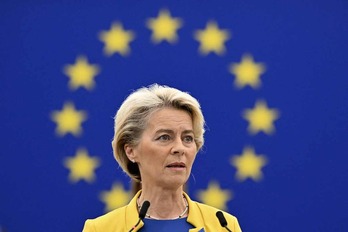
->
[[158, 134, 171, 141], [183, 136, 194, 143]]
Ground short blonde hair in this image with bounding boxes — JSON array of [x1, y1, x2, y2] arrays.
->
[[111, 84, 205, 181]]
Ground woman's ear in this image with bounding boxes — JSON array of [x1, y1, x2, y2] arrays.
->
[[124, 144, 136, 163]]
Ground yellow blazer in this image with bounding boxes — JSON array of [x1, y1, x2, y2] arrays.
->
[[83, 191, 242, 232]]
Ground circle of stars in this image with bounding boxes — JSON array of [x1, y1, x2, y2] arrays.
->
[[50, 8, 280, 213]]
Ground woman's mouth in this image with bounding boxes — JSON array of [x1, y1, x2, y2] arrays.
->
[[166, 162, 186, 170]]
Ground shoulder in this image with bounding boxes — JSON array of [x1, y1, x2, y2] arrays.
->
[[82, 206, 127, 232], [82, 191, 143, 232], [195, 201, 238, 222], [191, 201, 242, 232]]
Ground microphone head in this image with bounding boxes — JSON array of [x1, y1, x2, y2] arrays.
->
[[216, 211, 228, 227], [139, 201, 150, 219]]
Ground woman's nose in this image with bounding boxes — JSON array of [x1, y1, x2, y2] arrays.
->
[[171, 138, 185, 155]]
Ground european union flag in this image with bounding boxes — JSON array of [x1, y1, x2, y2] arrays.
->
[[1, 1, 348, 231]]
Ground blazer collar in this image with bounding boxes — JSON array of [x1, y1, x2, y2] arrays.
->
[[125, 191, 205, 232], [125, 191, 144, 231]]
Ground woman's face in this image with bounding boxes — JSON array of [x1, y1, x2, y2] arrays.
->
[[125, 107, 198, 189]]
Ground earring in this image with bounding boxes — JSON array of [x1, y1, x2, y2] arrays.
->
[[131, 159, 135, 163]]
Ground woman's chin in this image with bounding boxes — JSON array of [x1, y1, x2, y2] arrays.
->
[[160, 176, 188, 189]]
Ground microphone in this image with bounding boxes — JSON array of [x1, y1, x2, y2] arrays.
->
[[129, 200, 150, 232], [216, 211, 232, 232], [139, 200, 150, 219]]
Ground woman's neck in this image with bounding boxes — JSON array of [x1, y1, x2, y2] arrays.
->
[[138, 186, 187, 219]]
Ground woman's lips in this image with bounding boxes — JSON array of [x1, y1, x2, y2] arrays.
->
[[166, 162, 186, 169]]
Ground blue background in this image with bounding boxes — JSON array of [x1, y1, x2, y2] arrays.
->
[[1, 0, 348, 231]]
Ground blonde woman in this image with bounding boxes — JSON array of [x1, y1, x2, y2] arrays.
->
[[83, 84, 242, 232]]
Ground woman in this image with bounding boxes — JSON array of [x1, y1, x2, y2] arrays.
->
[[83, 84, 242, 232]]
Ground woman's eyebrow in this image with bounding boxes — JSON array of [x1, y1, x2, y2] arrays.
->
[[182, 130, 194, 134], [154, 129, 194, 134], [155, 129, 174, 134]]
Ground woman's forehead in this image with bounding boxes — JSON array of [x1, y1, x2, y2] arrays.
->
[[146, 108, 193, 130]]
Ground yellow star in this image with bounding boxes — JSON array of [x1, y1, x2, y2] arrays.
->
[[63, 56, 100, 90], [99, 22, 135, 56], [64, 148, 100, 183], [243, 100, 280, 135], [50, 102, 87, 136], [231, 146, 267, 181], [100, 183, 131, 212], [196, 181, 232, 211], [146, 9, 182, 44], [229, 54, 266, 89], [194, 21, 231, 55]]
